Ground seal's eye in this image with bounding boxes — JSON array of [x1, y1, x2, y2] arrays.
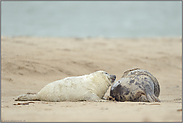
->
[[103, 72, 108, 74]]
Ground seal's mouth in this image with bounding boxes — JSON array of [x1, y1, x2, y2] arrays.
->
[[110, 75, 116, 83], [111, 79, 115, 82]]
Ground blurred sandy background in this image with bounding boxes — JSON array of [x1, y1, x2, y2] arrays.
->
[[1, 36, 182, 122]]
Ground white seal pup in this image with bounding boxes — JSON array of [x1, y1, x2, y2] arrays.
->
[[110, 68, 160, 102], [15, 70, 116, 102]]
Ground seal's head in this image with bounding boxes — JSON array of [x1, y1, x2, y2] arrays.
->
[[92, 70, 116, 84], [104, 71, 116, 83], [110, 78, 130, 101]]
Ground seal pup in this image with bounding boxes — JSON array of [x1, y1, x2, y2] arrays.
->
[[15, 70, 116, 102], [110, 68, 160, 102]]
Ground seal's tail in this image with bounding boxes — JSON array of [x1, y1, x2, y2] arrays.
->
[[15, 93, 40, 101]]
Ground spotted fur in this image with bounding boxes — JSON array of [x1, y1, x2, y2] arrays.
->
[[110, 68, 160, 102]]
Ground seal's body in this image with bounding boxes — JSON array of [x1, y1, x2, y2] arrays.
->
[[15, 71, 116, 102], [110, 68, 160, 102]]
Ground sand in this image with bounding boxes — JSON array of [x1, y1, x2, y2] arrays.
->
[[1, 36, 182, 122]]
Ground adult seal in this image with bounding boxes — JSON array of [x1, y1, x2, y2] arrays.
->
[[15, 71, 116, 102], [110, 68, 160, 102]]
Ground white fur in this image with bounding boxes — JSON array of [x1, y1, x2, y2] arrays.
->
[[36, 70, 112, 101]]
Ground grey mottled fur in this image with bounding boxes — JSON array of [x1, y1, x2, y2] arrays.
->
[[110, 68, 160, 102]]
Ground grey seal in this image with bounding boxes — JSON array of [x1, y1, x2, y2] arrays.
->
[[110, 68, 160, 102]]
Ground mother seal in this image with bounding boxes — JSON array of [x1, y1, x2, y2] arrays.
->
[[15, 70, 116, 102], [110, 68, 160, 102]]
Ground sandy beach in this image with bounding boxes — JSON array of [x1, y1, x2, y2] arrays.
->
[[1, 36, 182, 122]]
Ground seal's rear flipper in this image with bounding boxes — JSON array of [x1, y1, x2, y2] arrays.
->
[[15, 93, 40, 101], [151, 94, 161, 102], [146, 93, 160, 102], [136, 91, 160, 102]]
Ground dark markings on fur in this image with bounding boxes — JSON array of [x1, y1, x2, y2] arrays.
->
[[124, 89, 130, 95], [121, 86, 130, 95], [135, 82, 140, 85], [130, 92, 134, 98], [119, 95, 126, 101], [134, 97, 137, 101], [139, 85, 142, 89], [145, 84, 152, 91], [130, 80, 134, 84], [129, 96, 133, 101], [122, 95, 126, 100]]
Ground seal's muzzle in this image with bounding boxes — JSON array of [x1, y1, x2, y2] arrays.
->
[[110, 75, 116, 83]]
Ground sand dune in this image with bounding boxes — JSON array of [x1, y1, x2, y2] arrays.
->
[[1, 36, 182, 122]]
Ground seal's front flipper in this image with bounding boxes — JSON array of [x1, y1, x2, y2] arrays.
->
[[138, 95, 149, 102], [85, 92, 107, 102]]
